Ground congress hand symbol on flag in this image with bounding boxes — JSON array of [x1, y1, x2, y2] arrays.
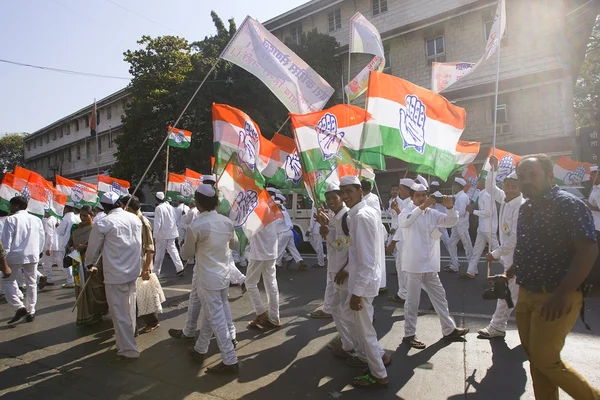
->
[[230, 189, 259, 228], [399, 94, 426, 154], [317, 113, 345, 160], [238, 121, 260, 171], [284, 150, 303, 184]]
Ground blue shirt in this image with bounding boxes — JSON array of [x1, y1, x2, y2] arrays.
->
[[514, 185, 596, 287]]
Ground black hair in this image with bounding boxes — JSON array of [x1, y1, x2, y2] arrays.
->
[[101, 202, 121, 212], [195, 191, 218, 211], [9, 196, 28, 210], [80, 205, 94, 215], [360, 179, 373, 193], [122, 195, 141, 211], [517, 154, 554, 177], [0, 209, 8, 217], [408, 188, 415, 197]]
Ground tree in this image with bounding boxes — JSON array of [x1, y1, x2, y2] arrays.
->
[[574, 16, 600, 128], [114, 11, 341, 184], [0, 132, 27, 172]]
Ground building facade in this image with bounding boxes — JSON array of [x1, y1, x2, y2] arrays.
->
[[23, 89, 130, 183]]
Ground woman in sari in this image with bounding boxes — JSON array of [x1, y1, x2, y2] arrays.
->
[[68, 205, 108, 326]]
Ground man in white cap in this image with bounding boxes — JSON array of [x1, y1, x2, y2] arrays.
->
[[387, 185, 400, 251], [2, 196, 45, 324], [399, 182, 469, 349], [55, 202, 80, 288], [86, 192, 142, 362], [275, 194, 306, 271], [180, 184, 240, 374], [429, 181, 451, 253], [463, 179, 499, 279], [339, 175, 390, 389], [41, 209, 60, 286], [152, 191, 185, 277], [360, 179, 388, 294], [386, 178, 416, 304], [175, 195, 190, 248], [307, 203, 326, 268], [584, 165, 600, 246], [201, 174, 217, 186], [93, 203, 106, 222], [478, 156, 524, 338], [445, 177, 473, 273]]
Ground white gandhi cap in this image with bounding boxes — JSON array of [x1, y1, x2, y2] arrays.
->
[[454, 177, 467, 186], [325, 182, 340, 193], [196, 184, 216, 197], [339, 175, 361, 186], [399, 178, 414, 187], [101, 192, 120, 205], [155, 191, 165, 201]]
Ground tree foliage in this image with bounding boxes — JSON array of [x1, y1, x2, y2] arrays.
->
[[575, 16, 600, 128], [113, 11, 341, 184], [0, 132, 27, 172]]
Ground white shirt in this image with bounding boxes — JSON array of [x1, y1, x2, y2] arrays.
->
[[182, 207, 200, 227], [282, 207, 293, 230], [363, 192, 381, 217], [308, 206, 321, 233], [399, 206, 459, 273], [276, 207, 292, 234], [176, 203, 190, 230], [2, 210, 45, 265], [249, 222, 278, 261], [486, 173, 525, 266], [473, 189, 498, 234], [56, 212, 81, 249], [153, 202, 179, 240], [454, 191, 470, 230], [85, 208, 143, 285], [181, 210, 238, 290], [43, 215, 60, 251], [392, 197, 415, 242], [93, 211, 107, 223], [0, 216, 7, 238], [388, 196, 400, 230], [325, 206, 350, 273], [347, 201, 382, 298], [588, 185, 600, 231]]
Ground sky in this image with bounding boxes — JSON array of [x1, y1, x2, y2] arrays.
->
[[0, 0, 307, 135]]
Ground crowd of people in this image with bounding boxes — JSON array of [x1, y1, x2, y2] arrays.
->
[[1, 153, 600, 397]]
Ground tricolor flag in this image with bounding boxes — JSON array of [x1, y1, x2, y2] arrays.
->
[[185, 168, 202, 181], [0, 173, 52, 218], [12, 166, 66, 217], [415, 140, 481, 178], [168, 127, 192, 149], [363, 72, 466, 180], [167, 173, 199, 201], [212, 103, 275, 188], [97, 175, 130, 197], [482, 147, 521, 183], [553, 156, 594, 185], [261, 133, 303, 191], [217, 154, 283, 252], [56, 175, 99, 208], [90, 101, 97, 137], [461, 164, 479, 191]]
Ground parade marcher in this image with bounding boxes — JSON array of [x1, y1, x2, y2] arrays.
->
[[387, 185, 400, 250], [478, 157, 524, 338], [180, 185, 240, 373], [429, 181, 451, 253], [2, 196, 45, 324], [463, 181, 500, 278], [275, 194, 307, 270], [445, 178, 473, 273], [182, 198, 199, 266], [339, 176, 390, 389], [123, 195, 162, 335], [399, 183, 469, 349], [510, 154, 600, 400], [85, 192, 143, 362], [152, 192, 185, 277], [246, 200, 281, 330], [387, 178, 416, 304], [360, 179, 387, 295], [175, 195, 190, 248], [307, 204, 325, 268], [584, 165, 600, 246], [41, 210, 60, 286], [56, 202, 80, 288], [93, 204, 106, 223]]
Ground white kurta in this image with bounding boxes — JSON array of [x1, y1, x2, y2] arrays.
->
[[41, 215, 60, 281], [448, 191, 473, 270], [153, 202, 184, 275], [392, 197, 415, 299], [361, 192, 387, 289], [467, 189, 500, 275], [93, 211, 107, 223], [308, 206, 325, 266], [276, 208, 303, 266], [588, 185, 600, 232], [56, 211, 79, 284]]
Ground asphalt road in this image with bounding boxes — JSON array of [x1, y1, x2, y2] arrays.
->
[[1, 253, 599, 400]]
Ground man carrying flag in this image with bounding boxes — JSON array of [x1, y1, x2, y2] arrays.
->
[[153, 192, 185, 277], [445, 178, 473, 273]]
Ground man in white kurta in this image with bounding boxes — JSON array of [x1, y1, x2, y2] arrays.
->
[[2, 196, 45, 324], [360, 179, 387, 293], [446, 178, 473, 273], [465, 184, 500, 278], [86, 192, 142, 361], [181, 185, 239, 373], [478, 167, 525, 338], [41, 211, 60, 285], [55, 204, 80, 288], [339, 176, 389, 388], [275, 197, 305, 270], [429, 181, 451, 253], [246, 216, 280, 329], [400, 184, 469, 349], [175, 197, 190, 247], [307, 205, 325, 268], [584, 166, 600, 242], [152, 192, 184, 277], [386, 185, 400, 249]]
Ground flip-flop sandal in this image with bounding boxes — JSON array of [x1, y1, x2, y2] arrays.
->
[[402, 337, 426, 349], [351, 373, 388, 389], [388, 295, 405, 304], [139, 324, 160, 334], [346, 356, 368, 368]]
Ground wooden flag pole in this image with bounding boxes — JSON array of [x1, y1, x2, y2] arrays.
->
[[165, 145, 170, 194]]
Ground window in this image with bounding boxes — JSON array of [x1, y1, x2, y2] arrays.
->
[[426, 36, 445, 64], [372, 0, 388, 16], [67, 148, 72, 162], [383, 43, 391, 73], [58, 151, 64, 162], [74, 120, 79, 132], [64, 125, 70, 136], [483, 7, 508, 45], [107, 106, 112, 120], [76, 144, 81, 160], [97, 109, 101, 124], [33, 139, 37, 149], [492, 93, 511, 134], [98, 136, 102, 154], [27, 141, 31, 151], [86, 140, 91, 158], [58, 128, 63, 138], [85, 116, 90, 128], [328, 9, 342, 32], [45, 134, 49, 144], [108, 130, 113, 148], [290, 24, 302, 45], [51, 131, 56, 141]]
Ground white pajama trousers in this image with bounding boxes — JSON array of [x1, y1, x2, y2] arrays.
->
[[489, 277, 519, 332], [154, 238, 184, 276], [378, 224, 387, 289], [321, 271, 335, 314], [328, 273, 354, 352], [309, 234, 325, 267], [448, 227, 473, 270], [467, 231, 500, 276], [183, 272, 236, 339], [276, 230, 303, 266], [404, 272, 456, 338], [439, 228, 451, 254], [394, 243, 407, 300], [2, 262, 38, 314], [54, 250, 74, 284], [348, 296, 387, 379], [246, 259, 280, 324], [105, 281, 139, 358], [194, 287, 238, 365], [41, 252, 61, 283], [229, 262, 246, 285]]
